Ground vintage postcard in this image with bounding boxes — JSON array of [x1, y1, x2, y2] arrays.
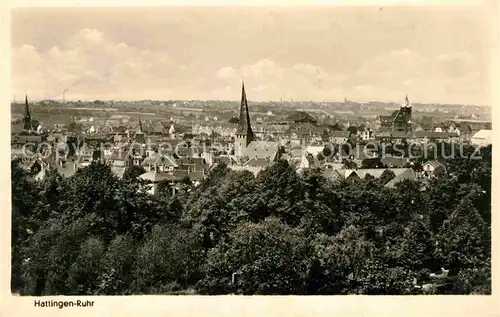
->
[[1, 0, 498, 316]]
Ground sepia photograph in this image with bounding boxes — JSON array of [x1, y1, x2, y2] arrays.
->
[[8, 3, 493, 299]]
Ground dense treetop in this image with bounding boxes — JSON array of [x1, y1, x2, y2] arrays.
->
[[11, 145, 491, 295]]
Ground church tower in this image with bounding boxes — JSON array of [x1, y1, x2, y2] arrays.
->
[[403, 94, 412, 133], [235, 81, 254, 157], [23, 95, 32, 131], [392, 94, 413, 132]]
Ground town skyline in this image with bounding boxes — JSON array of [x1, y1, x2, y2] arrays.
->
[[12, 6, 491, 105]]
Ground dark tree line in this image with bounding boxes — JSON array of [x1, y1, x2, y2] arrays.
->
[[11, 145, 491, 295]]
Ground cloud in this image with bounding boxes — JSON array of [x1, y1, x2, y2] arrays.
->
[[12, 28, 182, 100], [216, 66, 238, 80], [12, 28, 487, 105], [389, 48, 411, 57], [214, 59, 345, 101], [348, 48, 486, 103]]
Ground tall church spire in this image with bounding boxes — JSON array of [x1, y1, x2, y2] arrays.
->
[[138, 119, 143, 133], [237, 81, 254, 145], [23, 95, 32, 130]]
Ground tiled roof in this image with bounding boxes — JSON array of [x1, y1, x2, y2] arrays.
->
[[11, 134, 43, 144], [414, 131, 458, 138], [381, 156, 409, 168], [379, 115, 394, 122], [345, 168, 409, 180], [112, 126, 127, 133], [322, 169, 344, 182], [109, 150, 132, 161], [142, 154, 178, 167], [385, 169, 417, 188], [242, 157, 271, 167], [139, 169, 205, 183], [286, 111, 318, 123], [246, 141, 279, 160], [228, 165, 265, 176], [178, 157, 206, 171], [423, 160, 445, 169], [330, 131, 350, 138], [139, 171, 173, 182], [214, 155, 237, 166], [471, 129, 492, 140], [111, 166, 126, 179], [390, 131, 412, 139], [305, 146, 326, 156]]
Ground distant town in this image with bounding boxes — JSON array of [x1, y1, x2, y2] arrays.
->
[[10, 5, 492, 298], [11, 82, 492, 193]]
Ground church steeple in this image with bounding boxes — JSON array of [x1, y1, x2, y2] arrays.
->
[[138, 119, 143, 133], [236, 81, 254, 145], [23, 95, 32, 130]]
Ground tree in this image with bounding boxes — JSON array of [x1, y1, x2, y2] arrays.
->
[[437, 197, 489, 270], [198, 162, 230, 192], [122, 165, 146, 181], [11, 159, 39, 293], [134, 224, 204, 293], [307, 225, 411, 294], [396, 219, 437, 272], [67, 122, 82, 133], [67, 237, 105, 295], [364, 173, 375, 181], [361, 158, 385, 169], [199, 217, 311, 295], [379, 169, 396, 185], [98, 234, 137, 294], [347, 126, 358, 136], [342, 158, 357, 169], [253, 160, 307, 226]]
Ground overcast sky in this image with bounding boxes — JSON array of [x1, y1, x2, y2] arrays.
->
[[11, 6, 492, 105]]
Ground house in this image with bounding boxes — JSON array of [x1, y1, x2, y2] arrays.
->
[[329, 131, 351, 144], [357, 127, 374, 141], [178, 157, 208, 173], [348, 168, 410, 180], [142, 153, 178, 172], [214, 155, 239, 166], [84, 135, 106, 148], [385, 168, 418, 188], [422, 160, 445, 179], [299, 146, 325, 169], [322, 168, 413, 184], [413, 131, 459, 144], [34, 167, 48, 182], [35, 152, 79, 179], [228, 165, 266, 176], [379, 95, 413, 132], [242, 156, 272, 168], [286, 111, 318, 124], [470, 129, 492, 147], [11, 134, 43, 149], [374, 130, 412, 143], [381, 156, 409, 168], [244, 141, 280, 161], [139, 170, 174, 195], [322, 169, 344, 183], [139, 167, 206, 195], [351, 144, 378, 166], [111, 166, 126, 179]]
